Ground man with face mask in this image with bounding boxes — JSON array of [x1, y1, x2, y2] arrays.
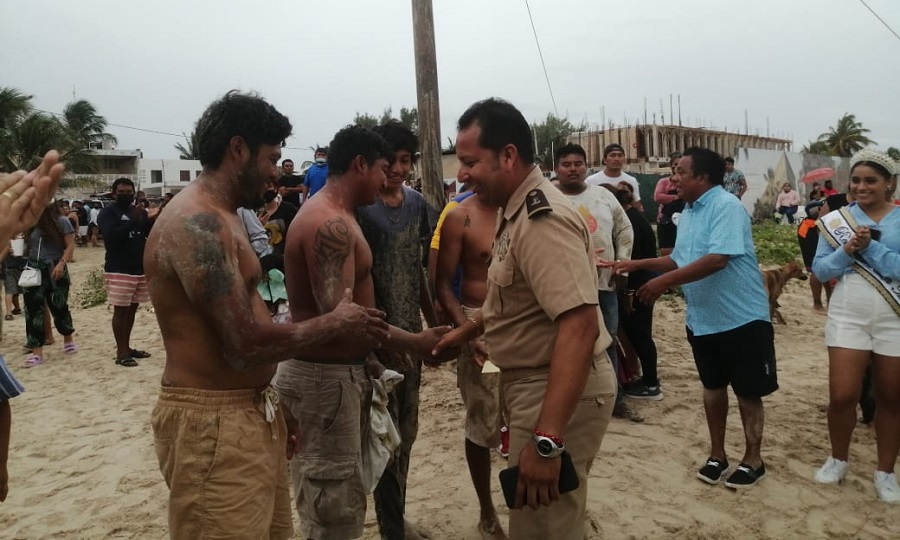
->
[[302, 147, 329, 200], [97, 177, 159, 367]]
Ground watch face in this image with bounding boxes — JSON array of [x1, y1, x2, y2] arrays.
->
[[537, 439, 554, 456]]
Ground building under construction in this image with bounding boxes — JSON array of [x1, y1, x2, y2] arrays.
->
[[567, 125, 793, 173]]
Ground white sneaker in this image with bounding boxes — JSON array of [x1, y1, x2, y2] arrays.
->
[[814, 457, 849, 484], [874, 471, 900, 503]]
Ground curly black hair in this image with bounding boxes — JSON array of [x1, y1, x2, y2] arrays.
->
[[195, 91, 292, 168]]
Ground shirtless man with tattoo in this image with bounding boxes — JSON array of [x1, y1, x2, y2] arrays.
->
[[274, 125, 453, 540], [145, 93, 389, 540]]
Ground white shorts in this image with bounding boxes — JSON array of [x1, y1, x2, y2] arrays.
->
[[826, 273, 900, 356], [78, 226, 88, 236]]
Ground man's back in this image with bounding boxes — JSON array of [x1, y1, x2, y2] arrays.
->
[[145, 182, 276, 390]]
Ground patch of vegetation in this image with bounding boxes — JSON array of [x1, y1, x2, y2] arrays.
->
[[76, 267, 107, 308], [753, 223, 801, 266]]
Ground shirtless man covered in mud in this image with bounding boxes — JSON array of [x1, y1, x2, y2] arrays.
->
[[145, 93, 389, 540], [274, 124, 453, 540]]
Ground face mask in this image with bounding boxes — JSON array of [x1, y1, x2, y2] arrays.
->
[[263, 191, 277, 203], [116, 194, 135, 207], [315, 157, 327, 164]]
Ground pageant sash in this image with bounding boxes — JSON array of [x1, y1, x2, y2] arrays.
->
[[817, 208, 900, 316]]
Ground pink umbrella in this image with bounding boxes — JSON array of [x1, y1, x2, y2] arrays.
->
[[802, 167, 834, 184]]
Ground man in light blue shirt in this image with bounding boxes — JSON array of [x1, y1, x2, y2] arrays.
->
[[613, 147, 777, 490]]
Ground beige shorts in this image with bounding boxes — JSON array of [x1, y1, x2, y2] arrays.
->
[[459, 306, 502, 448], [502, 355, 616, 540], [274, 360, 372, 540], [826, 273, 900, 356], [151, 386, 292, 540]]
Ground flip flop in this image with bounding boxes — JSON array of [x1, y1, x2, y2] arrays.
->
[[130, 349, 152, 359], [3, 314, 12, 321], [115, 356, 139, 367], [23, 354, 44, 368], [63, 342, 78, 355]]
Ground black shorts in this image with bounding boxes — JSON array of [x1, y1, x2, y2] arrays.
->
[[657, 222, 677, 249], [686, 320, 778, 398]]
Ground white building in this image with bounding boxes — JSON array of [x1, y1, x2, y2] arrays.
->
[[137, 158, 202, 197]]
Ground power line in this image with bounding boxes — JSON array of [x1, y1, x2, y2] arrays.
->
[[523, 0, 559, 117], [858, 0, 900, 43], [34, 108, 308, 151]]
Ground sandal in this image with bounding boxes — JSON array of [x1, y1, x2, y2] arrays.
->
[[23, 354, 45, 368], [115, 355, 139, 367], [63, 342, 78, 355], [4, 314, 12, 321], [130, 349, 152, 359]]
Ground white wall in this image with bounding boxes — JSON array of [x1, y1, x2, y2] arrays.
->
[[137, 159, 202, 195]]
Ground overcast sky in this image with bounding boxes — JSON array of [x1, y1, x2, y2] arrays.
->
[[2, 0, 898, 164]]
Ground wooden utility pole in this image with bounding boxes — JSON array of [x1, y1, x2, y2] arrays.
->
[[411, 0, 445, 213]]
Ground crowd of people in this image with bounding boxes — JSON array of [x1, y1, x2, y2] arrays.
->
[[0, 92, 897, 537]]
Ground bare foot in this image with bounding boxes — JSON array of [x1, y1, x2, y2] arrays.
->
[[478, 518, 508, 540], [405, 520, 433, 540], [813, 305, 827, 314]]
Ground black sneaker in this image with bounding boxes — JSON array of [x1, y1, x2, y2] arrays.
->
[[724, 462, 766, 489], [697, 457, 730, 485], [624, 382, 663, 401]]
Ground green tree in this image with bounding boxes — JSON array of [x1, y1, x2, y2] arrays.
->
[[532, 113, 586, 167], [814, 113, 875, 157], [887, 147, 900, 161], [800, 141, 830, 154], [0, 87, 115, 181], [63, 99, 117, 148], [353, 111, 380, 129], [353, 106, 418, 132], [174, 129, 200, 160]]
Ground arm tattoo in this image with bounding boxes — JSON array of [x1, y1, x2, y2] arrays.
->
[[313, 217, 352, 309], [184, 213, 235, 303]]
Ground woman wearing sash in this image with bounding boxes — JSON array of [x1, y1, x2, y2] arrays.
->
[[811, 149, 900, 503]]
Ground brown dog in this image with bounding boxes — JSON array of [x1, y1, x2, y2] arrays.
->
[[761, 261, 808, 324]]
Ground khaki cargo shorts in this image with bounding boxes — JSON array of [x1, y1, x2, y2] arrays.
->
[[458, 307, 503, 448]]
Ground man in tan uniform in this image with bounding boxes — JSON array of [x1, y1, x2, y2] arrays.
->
[[145, 92, 389, 539], [433, 98, 617, 540]]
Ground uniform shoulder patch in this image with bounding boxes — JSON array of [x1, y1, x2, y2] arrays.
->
[[525, 189, 553, 219]]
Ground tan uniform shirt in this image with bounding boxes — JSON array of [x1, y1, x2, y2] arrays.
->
[[483, 167, 613, 370]]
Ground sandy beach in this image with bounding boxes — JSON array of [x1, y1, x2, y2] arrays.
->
[[2, 245, 899, 539]]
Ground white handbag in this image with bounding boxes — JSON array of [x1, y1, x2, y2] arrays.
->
[[18, 238, 42, 288]]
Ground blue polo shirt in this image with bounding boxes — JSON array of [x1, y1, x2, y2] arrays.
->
[[671, 185, 769, 335]]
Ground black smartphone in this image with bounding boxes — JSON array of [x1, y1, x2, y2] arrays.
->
[[498, 450, 579, 509], [870, 228, 881, 241]]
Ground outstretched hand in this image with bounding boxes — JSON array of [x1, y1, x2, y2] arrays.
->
[[0, 151, 64, 245], [331, 289, 389, 348]]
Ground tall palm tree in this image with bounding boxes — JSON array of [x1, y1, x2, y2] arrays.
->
[[816, 113, 875, 157], [63, 99, 117, 148], [174, 129, 199, 160], [0, 87, 33, 131], [0, 112, 69, 171]]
